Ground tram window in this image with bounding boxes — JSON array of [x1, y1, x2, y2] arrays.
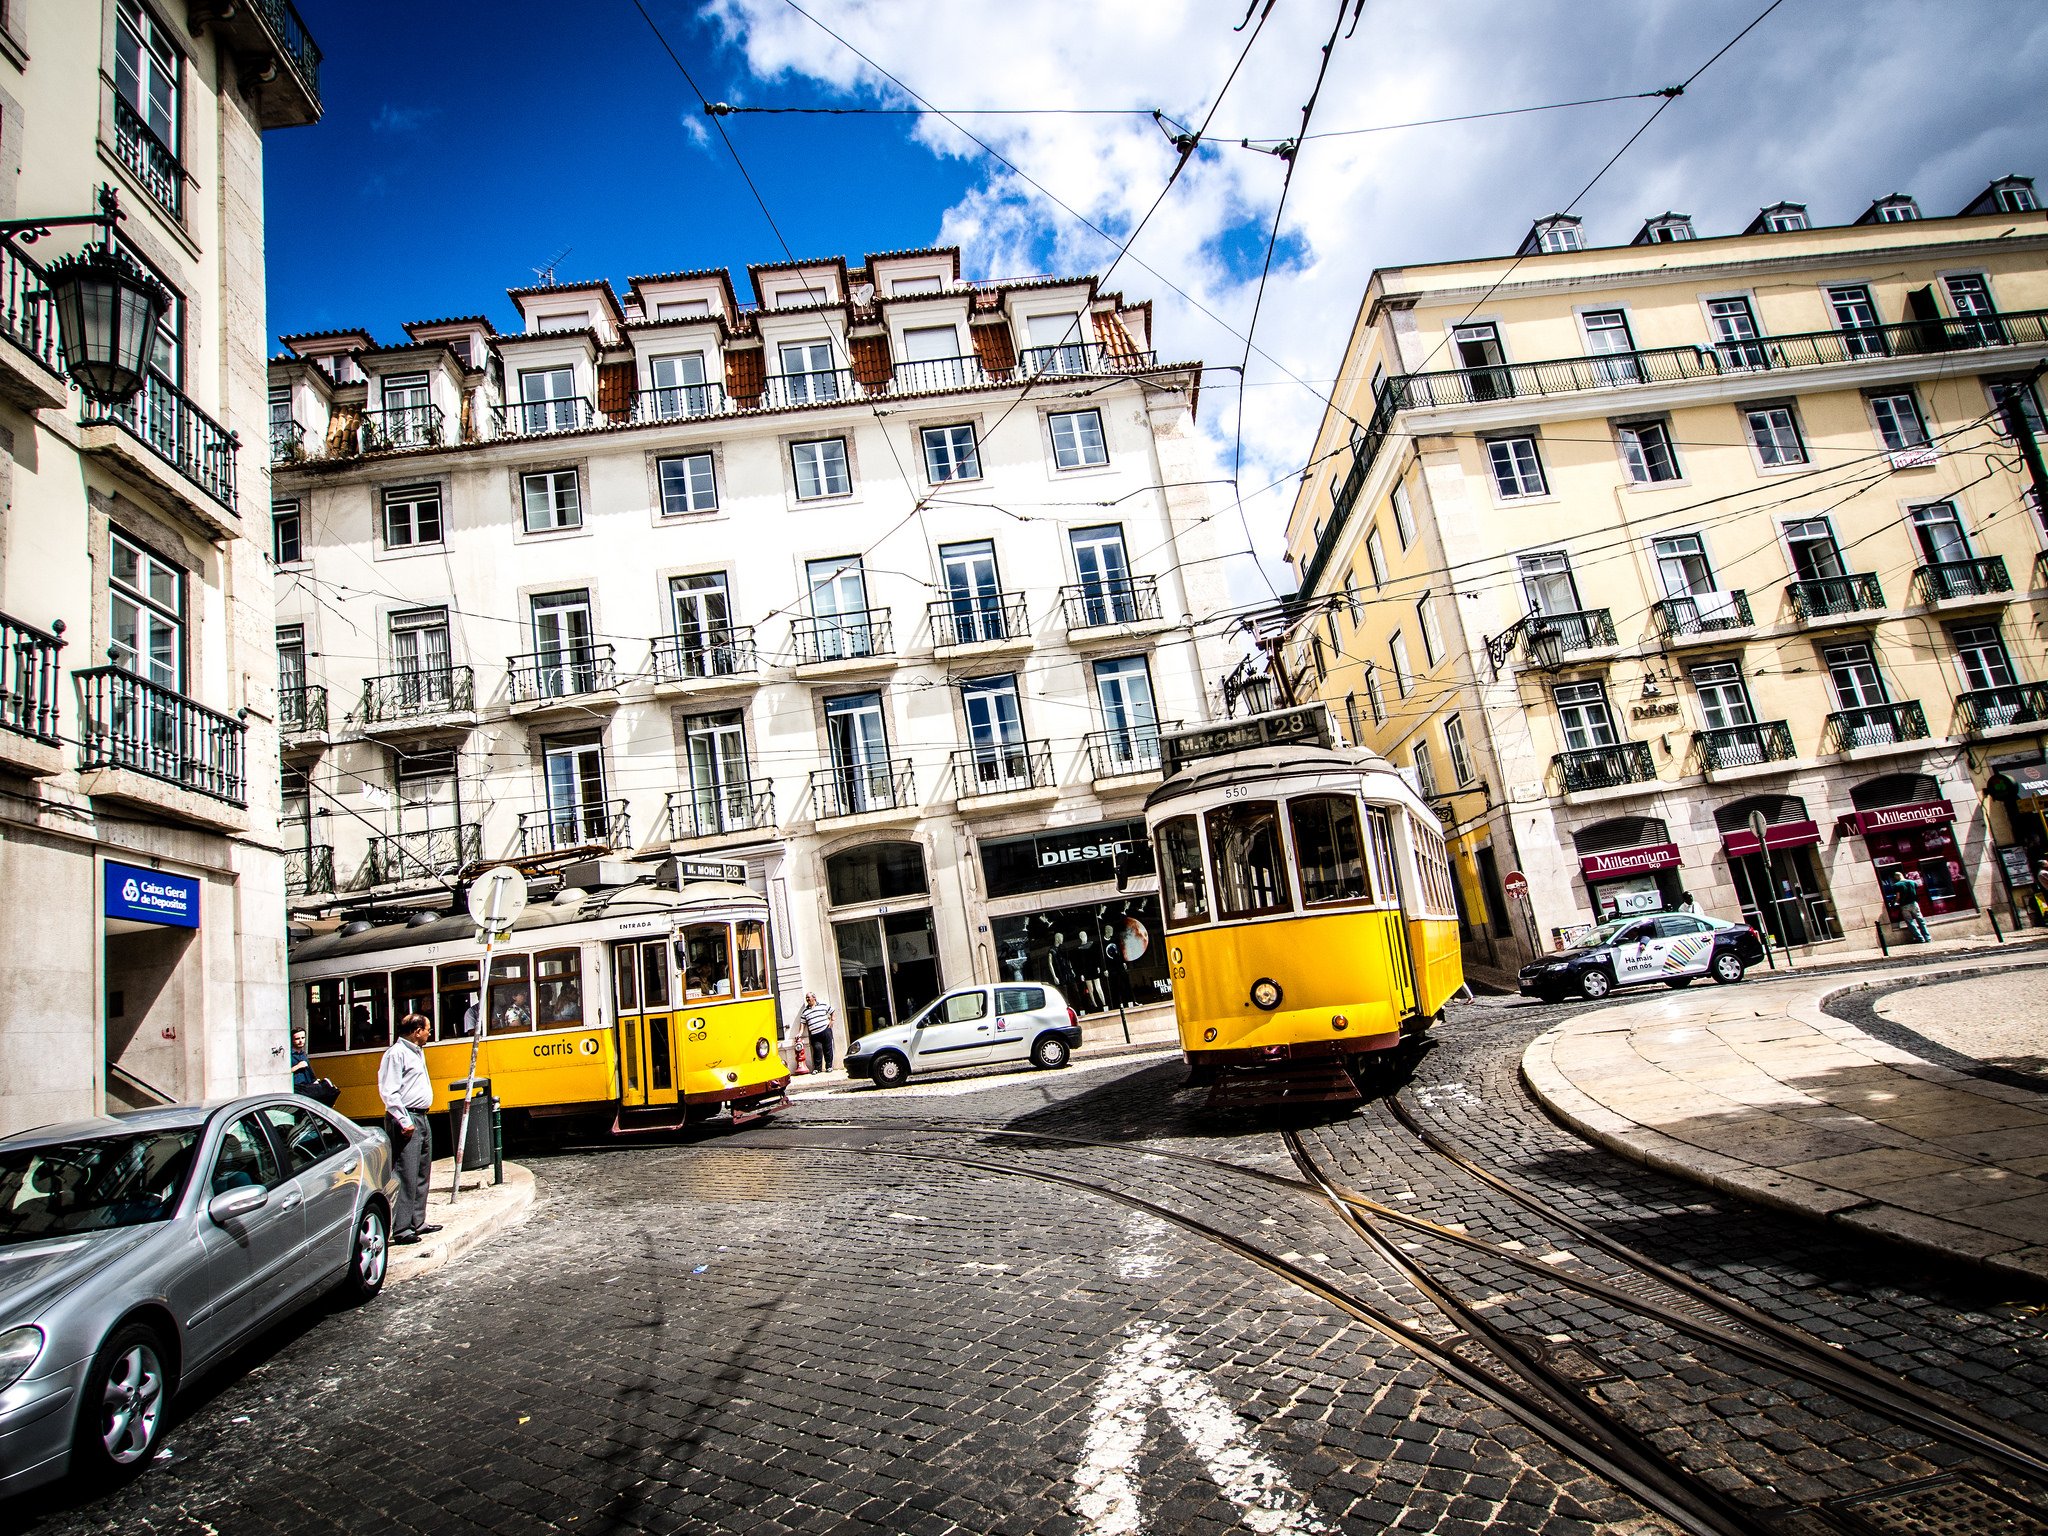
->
[[535, 948, 583, 1028], [306, 980, 344, 1054], [489, 955, 534, 1034], [996, 986, 1046, 1014], [1154, 815, 1211, 929], [1290, 795, 1370, 906], [1366, 807, 1402, 905], [1204, 802, 1295, 920], [735, 921, 770, 997], [679, 923, 732, 1000], [347, 974, 390, 1051], [641, 943, 670, 1009], [612, 945, 638, 1014], [438, 962, 480, 1041], [394, 967, 434, 1029]]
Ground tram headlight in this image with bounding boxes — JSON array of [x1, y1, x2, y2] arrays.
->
[[1249, 977, 1283, 1011], [756, 1037, 772, 1059], [1203, 1028, 1218, 1043]]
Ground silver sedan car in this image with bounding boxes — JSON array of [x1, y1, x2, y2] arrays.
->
[[0, 1094, 398, 1498]]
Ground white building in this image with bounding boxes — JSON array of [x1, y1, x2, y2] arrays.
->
[[269, 248, 1227, 1051]]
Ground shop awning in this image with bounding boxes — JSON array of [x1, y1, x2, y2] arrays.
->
[[1988, 764, 2048, 804], [1580, 842, 1681, 879], [1721, 819, 1822, 857], [1840, 799, 1954, 837]]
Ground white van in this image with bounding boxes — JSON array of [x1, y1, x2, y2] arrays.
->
[[842, 983, 1081, 1088]]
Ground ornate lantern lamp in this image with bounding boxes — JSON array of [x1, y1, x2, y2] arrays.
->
[[2, 186, 168, 406]]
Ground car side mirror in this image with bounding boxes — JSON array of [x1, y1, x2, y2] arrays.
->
[[208, 1185, 269, 1225]]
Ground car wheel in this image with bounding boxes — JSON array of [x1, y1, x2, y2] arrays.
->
[[1578, 969, 1613, 1001], [1031, 1035, 1071, 1070], [337, 1200, 389, 1304], [870, 1052, 910, 1089], [1711, 951, 1746, 984], [73, 1322, 170, 1481], [1663, 977, 1694, 990]]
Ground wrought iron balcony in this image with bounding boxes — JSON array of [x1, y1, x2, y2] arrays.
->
[[1017, 342, 1157, 377], [1652, 590, 1752, 639], [892, 355, 990, 392], [665, 780, 776, 840], [1953, 682, 2048, 736], [368, 823, 480, 886], [285, 845, 335, 897], [760, 369, 855, 410], [249, 0, 322, 112], [80, 371, 239, 513], [1553, 741, 1656, 793], [518, 801, 630, 856], [1697, 720, 1796, 772], [269, 418, 306, 464], [507, 645, 617, 704], [1388, 345, 1719, 408], [1526, 609, 1616, 658], [495, 397, 596, 437], [630, 382, 728, 423], [792, 609, 893, 666], [1788, 572, 1885, 621], [111, 92, 183, 220], [1060, 576, 1162, 631], [1084, 726, 1164, 779], [361, 404, 444, 452], [652, 627, 757, 683], [929, 593, 1029, 648], [76, 666, 246, 806], [0, 238, 63, 385], [952, 741, 1055, 800], [2037, 549, 2048, 592], [1824, 700, 1930, 751], [1298, 390, 1400, 601], [361, 666, 474, 724], [1911, 556, 2011, 605], [1, 611, 64, 747], [279, 683, 327, 736], [811, 759, 916, 819]]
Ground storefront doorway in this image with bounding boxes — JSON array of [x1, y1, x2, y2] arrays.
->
[[1572, 816, 1683, 927], [102, 859, 200, 1109], [1714, 794, 1840, 945], [824, 842, 942, 1035], [1846, 773, 1977, 921]]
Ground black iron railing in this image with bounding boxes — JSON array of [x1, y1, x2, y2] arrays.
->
[[665, 780, 776, 840], [792, 609, 893, 666], [1912, 556, 2011, 605], [760, 369, 854, 410], [892, 355, 990, 392], [1953, 682, 2048, 736], [1698, 720, 1796, 772], [361, 666, 474, 724], [269, 419, 306, 464], [0, 237, 63, 382], [2035, 549, 2048, 592], [249, 0, 323, 109], [952, 741, 1054, 799], [1554, 741, 1656, 792], [1084, 726, 1164, 778], [1527, 609, 1616, 657], [507, 645, 617, 704], [811, 760, 915, 819], [111, 92, 183, 219], [279, 684, 326, 736], [1389, 345, 1718, 408], [495, 397, 595, 436], [518, 800, 629, 855], [368, 823, 480, 885], [76, 666, 245, 805], [361, 404, 443, 452], [1017, 342, 1157, 377], [1652, 590, 1753, 638], [929, 593, 1029, 648], [1298, 388, 1401, 602], [631, 383, 728, 423], [1788, 572, 1885, 620], [285, 845, 335, 897], [1824, 700, 1929, 751], [652, 627, 757, 683], [1060, 576, 1162, 630], [1, 612, 64, 746], [81, 371, 239, 513]]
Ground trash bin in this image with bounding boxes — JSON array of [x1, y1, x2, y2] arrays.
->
[[447, 1079, 495, 1171]]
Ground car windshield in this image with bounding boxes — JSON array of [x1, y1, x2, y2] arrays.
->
[[1587, 918, 1643, 946], [0, 1129, 201, 1245]]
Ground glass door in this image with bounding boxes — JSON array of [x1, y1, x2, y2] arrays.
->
[[518, 366, 577, 433], [1907, 502, 1971, 565], [825, 693, 891, 813], [961, 676, 1027, 791], [806, 557, 870, 661], [389, 609, 452, 711], [1070, 526, 1134, 625], [1092, 656, 1158, 770], [1582, 309, 1639, 385], [531, 591, 594, 697], [611, 939, 678, 1108], [1707, 297, 1765, 369], [780, 340, 838, 403], [684, 711, 751, 835], [941, 540, 1004, 644], [650, 352, 710, 418], [1451, 323, 1511, 400], [543, 735, 606, 845], [669, 573, 734, 677], [1783, 519, 1847, 580]]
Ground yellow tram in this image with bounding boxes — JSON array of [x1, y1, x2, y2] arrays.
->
[[289, 869, 791, 1131], [1143, 706, 1464, 1105]]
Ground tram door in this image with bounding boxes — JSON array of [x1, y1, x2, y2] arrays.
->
[[1367, 807, 1420, 1017], [612, 939, 680, 1107]]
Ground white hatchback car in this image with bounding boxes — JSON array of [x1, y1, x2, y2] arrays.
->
[[843, 983, 1082, 1089]]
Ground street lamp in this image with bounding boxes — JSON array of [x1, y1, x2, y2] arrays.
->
[[1, 185, 168, 406]]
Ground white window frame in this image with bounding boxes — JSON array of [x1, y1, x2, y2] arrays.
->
[[1391, 481, 1417, 547], [272, 502, 303, 566], [1417, 595, 1443, 667], [1484, 435, 1547, 499], [1995, 184, 2038, 214], [1743, 402, 1808, 470], [1365, 665, 1386, 725], [657, 452, 719, 516], [382, 483, 443, 550], [1763, 207, 1809, 232], [1364, 525, 1388, 588], [1866, 389, 1929, 453], [1444, 714, 1473, 785], [1616, 418, 1681, 484], [1389, 630, 1413, 697], [109, 528, 183, 689], [1412, 740, 1438, 799], [920, 423, 981, 483], [1048, 408, 1109, 470], [521, 468, 582, 534], [791, 437, 851, 501]]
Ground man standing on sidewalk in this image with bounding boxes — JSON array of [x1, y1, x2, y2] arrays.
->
[[378, 1012, 443, 1245], [799, 992, 836, 1073]]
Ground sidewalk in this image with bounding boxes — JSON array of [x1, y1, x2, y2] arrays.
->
[[1522, 945, 2048, 1286], [387, 1156, 536, 1285]]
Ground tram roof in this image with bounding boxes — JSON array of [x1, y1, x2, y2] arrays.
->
[[1145, 740, 1428, 815]]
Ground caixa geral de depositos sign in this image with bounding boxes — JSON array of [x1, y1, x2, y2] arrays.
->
[[104, 860, 200, 929]]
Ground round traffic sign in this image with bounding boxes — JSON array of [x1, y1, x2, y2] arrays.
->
[[1503, 871, 1529, 899], [465, 865, 528, 931]]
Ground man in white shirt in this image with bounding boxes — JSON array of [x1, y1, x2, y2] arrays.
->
[[378, 1012, 442, 1244], [798, 992, 835, 1072]]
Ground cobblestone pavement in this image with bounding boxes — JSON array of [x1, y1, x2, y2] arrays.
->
[[18, 980, 2048, 1535]]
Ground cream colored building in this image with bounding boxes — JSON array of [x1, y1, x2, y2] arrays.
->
[[1279, 178, 2048, 982], [0, 0, 320, 1132], [268, 252, 1227, 1054]]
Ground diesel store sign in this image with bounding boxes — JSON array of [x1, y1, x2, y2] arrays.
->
[[980, 819, 1154, 899]]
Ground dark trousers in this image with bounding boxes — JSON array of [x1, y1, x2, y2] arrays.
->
[[810, 1030, 835, 1071], [386, 1112, 432, 1234]]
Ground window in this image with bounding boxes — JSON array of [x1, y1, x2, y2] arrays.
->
[[1953, 624, 2017, 692], [529, 590, 596, 697], [487, 954, 534, 1033], [1908, 501, 1971, 565], [1824, 643, 1888, 710], [395, 747, 455, 781], [1996, 184, 2039, 214], [1764, 208, 1808, 232], [657, 452, 718, 515], [1536, 221, 1583, 253], [541, 733, 608, 845], [1486, 436, 1547, 498], [791, 437, 851, 499], [1641, 217, 1693, 243], [113, 0, 180, 213], [383, 483, 443, 548], [1417, 596, 1443, 666], [1412, 741, 1438, 799], [110, 530, 182, 688], [1744, 404, 1807, 467], [1205, 802, 1293, 919], [1309, 635, 1328, 683], [1875, 198, 1920, 223], [516, 367, 579, 433], [1582, 309, 1639, 384], [1070, 525, 1137, 625], [1554, 681, 1618, 751], [1517, 551, 1579, 616], [1987, 376, 2045, 438], [535, 949, 584, 1027], [1093, 655, 1158, 769], [1827, 284, 1885, 357], [824, 692, 893, 812], [1342, 569, 1363, 625], [1783, 519, 1847, 582], [1026, 312, 1089, 372], [521, 468, 582, 533], [890, 275, 944, 296], [1867, 391, 1929, 452], [1617, 419, 1680, 484], [649, 353, 712, 418], [1707, 297, 1765, 369], [1290, 795, 1369, 906], [1450, 323, 1509, 399], [211, 1116, 281, 1195], [921, 423, 980, 482], [261, 1104, 349, 1176], [960, 675, 1028, 790], [901, 324, 961, 363], [535, 312, 582, 333], [736, 922, 770, 996], [1652, 534, 1714, 597], [806, 557, 872, 660], [1444, 714, 1473, 785], [272, 503, 302, 565], [655, 299, 712, 320], [1944, 274, 2001, 344], [389, 607, 452, 694], [779, 340, 838, 403], [113, 233, 180, 383], [1049, 409, 1109, 469], [1344, 692, 1364, 745], [276, 622, 305, 699], [1365, 525, 1388, 588], [681, 710, 752, 833], [346, 973, 390, 1051], [666, 572, 735, 675], [1389, 630, 1413, 697], [1690, 662, 1756, 730], [940, 540, 1007, 645], [1365, 666, 1386, 725], [380, 373, 432, 447]]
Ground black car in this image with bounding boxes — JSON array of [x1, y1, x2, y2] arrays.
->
[[1518, 912, 1767, 1002]]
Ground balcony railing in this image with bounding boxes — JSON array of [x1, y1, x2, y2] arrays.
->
[[1788, 572, 1885, 621], [507, 645, 617, 704], [368, 823, 480, 886], [361, 404, 444, 452], [952, 741, 1055, 800], [361, 666, 475, 724], [1652, 590, 1753, 639], [1912, 556, 2011, 605], [1084, 726, 1164, 779], [495, 397, 596, 437], [518, 800, 630, 856], [1, 612, 64, 747], [279, 683, 327, 736], [1389, 345, 1719, 409], [1698, 720, 1796, 772], [0, 237, 62, 382], [892, 355, 990, 393], [792, 609, 893, 666], [929, 593, 1029, 648], [631, 383, 728, 423], [1953, 682, 2048, 736], [1527, 609, 1616, 658], [1299, 389, 1401, 601], [81, 371, 239, 513], [1824, 700, 1930, 752], [1018, 342, 1157, 377], [2035, 548, 2048, 592], [111, 92, 183, 220], [285, 845, 335, 897], [760, 369, 856, 410], [652, 627, 757, 683], [76, 666, 246, 806], [269, 419, 306, 464], [1060, 576, 1163, 630], [665, 780, 776, 840], [811, 759, 916, 820], [1554, 741, 1656, 793], [249, 0, 323, 109]]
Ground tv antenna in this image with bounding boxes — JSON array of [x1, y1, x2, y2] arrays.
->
[[531, 245, 572, 287]]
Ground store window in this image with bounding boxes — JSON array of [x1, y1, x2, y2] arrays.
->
[[827, 843, 940, 1034], [1850, 774, 1976, 920], [992, 899, 1168, 1014]]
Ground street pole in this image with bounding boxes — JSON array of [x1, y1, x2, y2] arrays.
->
[[450, 874, 517, 1204]]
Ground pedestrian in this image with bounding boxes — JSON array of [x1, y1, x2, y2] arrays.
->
[[1893, 868, 1930, 944], [378, 1012, 442, 1245], [798, 991, 835, 1072], [290, 1028, 314, 1093]]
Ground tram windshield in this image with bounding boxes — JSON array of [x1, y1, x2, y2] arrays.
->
[[679, 923, 733, 1000], [735, 920, 770, 997], [1155, 815, 1210, 930], [1205, 802, 1294, 919], [1290, 795, 1369, 906]]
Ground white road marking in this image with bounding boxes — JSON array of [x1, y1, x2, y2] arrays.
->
[[1116, 1212, 1172, 1279]]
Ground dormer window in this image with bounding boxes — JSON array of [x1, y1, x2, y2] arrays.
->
[[1996, 183, 2038, 213], [655, 298, 712, 320], [1636, 215, 1694, 244], [1860, 195, 1921, 224], [536, 311, 582, 332], [1538, 221, 1583, 253], [446, 337, 471, 365], [889, 276, 943, 296], [774, 286, 828, 309]]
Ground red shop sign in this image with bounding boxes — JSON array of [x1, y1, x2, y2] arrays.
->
[[1580, 842, 1682, 880], [1846, 799, 1954, 837], [1721, 819, 1823, 858]]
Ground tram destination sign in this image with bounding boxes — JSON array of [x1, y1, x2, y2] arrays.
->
[[1162, 706, 1334, 773]]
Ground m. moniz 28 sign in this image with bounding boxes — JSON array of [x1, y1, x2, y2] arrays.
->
[[1163, 706, 1335, 773]]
